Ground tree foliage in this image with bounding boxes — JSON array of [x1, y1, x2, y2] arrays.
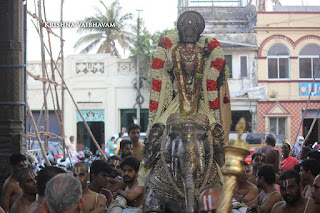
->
[[129, 20, 177, 82], [74, 0, 132, 56]]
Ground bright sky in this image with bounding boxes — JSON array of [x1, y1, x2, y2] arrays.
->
[[26, 0, 320, 61]]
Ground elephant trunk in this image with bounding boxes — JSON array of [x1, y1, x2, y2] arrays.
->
[[179, 134, 197, 213]]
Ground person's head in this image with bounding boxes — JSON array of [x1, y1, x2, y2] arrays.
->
[[300, 146, 312, 160], [300, 158, 320, 184], [10, 153, 28, 175], [17, 168, 37, 195], [265, 133, 276, 147], [45, 174, 83, 213], [122, 127, 127, 133], [238, 161, 250, 183], [120, 156, 140, 184], [37, 166, 66, 197], [311, 175, 320, 204], [107, 155, 121, 178], [120, 140, 133, 159], [110, 136, 116, 142], [90, 160, 113, 188], [297, 136, 304, 145], [307, 150, 320, 161], [279, 170, 301, 205], [251, 152, 266, 169], [198, 188, 221, 213], [73, 163, 89, 189], [281, 143, 291, 159], [127, 124, 141, 143], [118, 132, 124, 139], [70, 136, 74, 143], [256, 165, 276, 188]]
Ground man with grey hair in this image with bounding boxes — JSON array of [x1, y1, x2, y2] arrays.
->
[[45, 174, 83, 213], [254, 133, 280, 173]]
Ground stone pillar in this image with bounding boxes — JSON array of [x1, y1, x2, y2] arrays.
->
[[0, 0, 26, 198]]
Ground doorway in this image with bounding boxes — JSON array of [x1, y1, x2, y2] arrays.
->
[[77, 122, 105, 154], [303, 119, 319, 146]]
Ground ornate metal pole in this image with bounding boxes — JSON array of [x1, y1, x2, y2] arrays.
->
[[217, 118, 250, 213]]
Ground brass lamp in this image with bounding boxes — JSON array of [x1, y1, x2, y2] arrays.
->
[[217, 118, 250, 213]]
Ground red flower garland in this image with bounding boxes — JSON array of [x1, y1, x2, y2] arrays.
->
[[149, 100, 159, 112], [211, 58, 225, 72], [158, 37, 172, 50], [206, 79, 217, 91], [208, 39, 221, 51], [151, 58, 165, 70], [152, 79, 162, 92], [209, 98, 219, 110]]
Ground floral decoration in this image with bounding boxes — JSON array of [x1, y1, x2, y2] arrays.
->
[[151, 58, 165, 70], [208, 38, 221, 51], [206, 79, 217, 91], [211, 58, 226, 72], [158, 37, 172, 50], [152, 79, 162, 92], [149, 100, 159, 112], [209, 98, 219, 110]]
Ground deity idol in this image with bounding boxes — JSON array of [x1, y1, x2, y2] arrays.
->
[[141, 11, 232, 213]]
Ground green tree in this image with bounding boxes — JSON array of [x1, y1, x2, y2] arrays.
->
[[74, 0, 132, 56], [129, 20, 177, 81]]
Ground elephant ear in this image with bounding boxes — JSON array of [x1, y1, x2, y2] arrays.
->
[[143, 123, 166, 168]]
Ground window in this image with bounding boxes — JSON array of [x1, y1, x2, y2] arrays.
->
[[299, 44, 320, 79], [267, 44, 290, 79], [240, 56, 248, 77], [269, 117, 286, 136], [225, 55, 232, 78]]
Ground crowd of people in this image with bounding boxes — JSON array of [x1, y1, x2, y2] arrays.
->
[[1, 127, 320, 212], [0, 124, 145, 213]]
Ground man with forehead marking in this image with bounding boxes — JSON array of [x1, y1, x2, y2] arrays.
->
[[271, 170, 318, 213], [27, 166, 66, 213], [10, 168, 37, 213], [73, 163, 107, 213], [107, 155, 122, 179]]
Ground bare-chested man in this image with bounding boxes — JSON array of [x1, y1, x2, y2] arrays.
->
[[1, 153, 28, 212], [248, 165, 282, 213], [128, 124, 144, 162], [233, 162, 259, 207], [10, 168, 37, 213], [120, 140, 133, 160], [27, 166, 66, 213], [248, 152, 266, 185], [271, 170, 318, 213], [115, 156, 144, 207], [300, 158, 320, 198], [254, 133, 280, 173], [73, 163, 106, 213], [89, 160, 114, 206]]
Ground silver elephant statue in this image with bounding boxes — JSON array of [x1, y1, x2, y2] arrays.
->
[[143, 113, 224, 213]]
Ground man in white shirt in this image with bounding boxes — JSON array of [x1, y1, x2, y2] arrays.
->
[[66, 136, 77, 157]]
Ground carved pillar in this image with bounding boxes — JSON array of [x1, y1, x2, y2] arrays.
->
[[0, 0, 26, 198]]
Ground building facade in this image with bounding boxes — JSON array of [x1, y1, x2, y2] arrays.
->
[[27, 54, 149, 152], [255, 6, 320, 145]]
